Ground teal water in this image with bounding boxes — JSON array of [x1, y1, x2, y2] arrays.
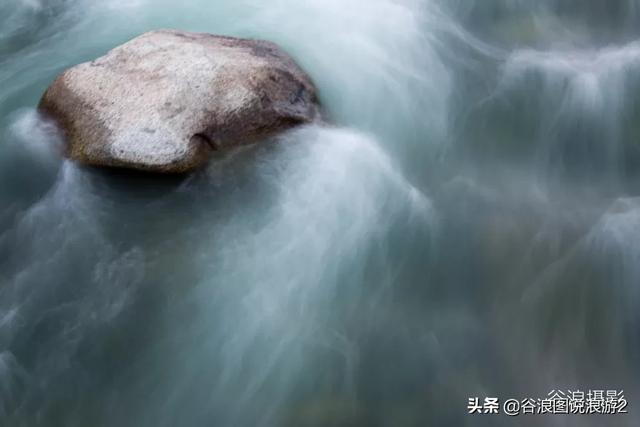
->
[[0, 1, 639, 426]]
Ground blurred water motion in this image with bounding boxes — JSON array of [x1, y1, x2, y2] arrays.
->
[[0, 1, 639, 426]]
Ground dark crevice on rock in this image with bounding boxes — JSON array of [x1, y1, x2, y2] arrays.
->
[[192, 132, 218, 151]]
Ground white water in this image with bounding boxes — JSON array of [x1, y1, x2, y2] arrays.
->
[[1, 1, 639, 426]]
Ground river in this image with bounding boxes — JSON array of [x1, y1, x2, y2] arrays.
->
[[0, 1, 638, 426]]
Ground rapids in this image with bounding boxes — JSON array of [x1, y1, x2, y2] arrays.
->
[[0, 1, 639, 426]]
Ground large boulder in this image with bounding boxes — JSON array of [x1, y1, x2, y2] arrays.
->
[[39, 29, 320, 173]]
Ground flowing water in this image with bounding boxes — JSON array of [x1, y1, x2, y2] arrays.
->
[[1, 1, 639, 426]]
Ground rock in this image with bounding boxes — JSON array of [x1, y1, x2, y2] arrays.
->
[[38, 29, 320, 173]]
